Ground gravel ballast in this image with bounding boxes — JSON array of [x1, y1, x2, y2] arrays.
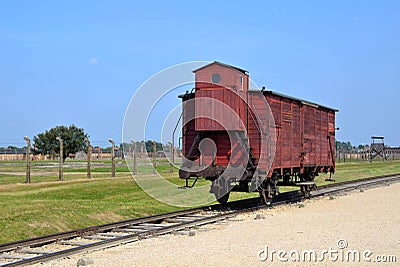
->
[[36, 182, 400, 266]]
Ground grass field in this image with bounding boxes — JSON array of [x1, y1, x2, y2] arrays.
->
[[0, 160, 399, 244]]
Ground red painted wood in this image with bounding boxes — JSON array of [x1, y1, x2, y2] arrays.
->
[[181, 62, 337, 174]]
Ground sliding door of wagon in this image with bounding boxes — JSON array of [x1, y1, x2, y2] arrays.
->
[[281, 100, 293, 168], [319, 109, 330, 166], [280, 100, 302, 169], [328, 111, 336, 167], [301, 105, 316, 165]]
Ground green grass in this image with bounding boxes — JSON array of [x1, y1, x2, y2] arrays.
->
[[0, 176, 181, 243], [63, 166, 131, 172], [0, 171, 130, 185], [0, 159, 399, 244], [316, 160, 400, 185]]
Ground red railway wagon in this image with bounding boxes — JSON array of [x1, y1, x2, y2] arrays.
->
[[178, 62, 338, 204]]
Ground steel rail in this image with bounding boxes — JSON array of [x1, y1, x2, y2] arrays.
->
[[1, 173, 399, 267], [1, 212, 237, 267]]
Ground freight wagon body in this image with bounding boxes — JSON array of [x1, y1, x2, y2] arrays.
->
[[178, 62, 337, 204]]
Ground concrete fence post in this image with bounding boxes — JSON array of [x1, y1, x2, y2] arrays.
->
[[131, 140, 137, 175], [85, 137, 91, 179], [153, 141, 157, 174], [109, 139, 116, 177], [23, 136, 31, 183], [56, 137, 63, 181]]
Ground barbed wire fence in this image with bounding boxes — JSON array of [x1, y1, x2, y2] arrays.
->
[[335, 147, 400, 163], [0, 138, 181, 183]]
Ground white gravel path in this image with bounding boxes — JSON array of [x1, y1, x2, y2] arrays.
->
[[36, 182, 400, 266]]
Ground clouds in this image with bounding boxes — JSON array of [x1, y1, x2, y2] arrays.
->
[[89, 58, 98, 64]]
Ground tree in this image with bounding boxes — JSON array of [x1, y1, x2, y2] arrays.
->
[[145, 140, 163, 152], [33, 125, 89, 161], [335, 140, 353, 150]]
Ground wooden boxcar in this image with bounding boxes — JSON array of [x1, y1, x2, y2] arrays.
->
[[178, 62, 337, 204]]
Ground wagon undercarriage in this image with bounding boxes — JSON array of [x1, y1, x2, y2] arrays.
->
[[179, 164, 327, 204]]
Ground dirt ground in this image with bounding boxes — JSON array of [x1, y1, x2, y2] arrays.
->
[[37, 182, 399, 266]]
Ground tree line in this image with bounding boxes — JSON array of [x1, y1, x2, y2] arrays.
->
[[335, 141, 370, 150], [1, 125, 165, 162]]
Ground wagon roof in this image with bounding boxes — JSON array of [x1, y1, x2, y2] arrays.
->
[[192, 61, 248, 74], [249, 90, 339, 112]]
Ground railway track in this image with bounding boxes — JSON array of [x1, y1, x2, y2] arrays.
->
[[1, 173, 399, 267]]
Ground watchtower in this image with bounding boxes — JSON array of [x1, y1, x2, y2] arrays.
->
[[369, 136, 386, 162]]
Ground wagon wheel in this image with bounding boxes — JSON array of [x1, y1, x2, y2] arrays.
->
[[308, 172, 316, 182], [259, 183, 272, 206], [259, 190, 267, 205], [215, 191, 230, 204], [311, 183, 317, 190], [301, 185, 311, 198], [211, 179, 230, 204]]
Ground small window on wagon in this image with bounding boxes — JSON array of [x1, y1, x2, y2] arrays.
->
[[211, 73, 221, 84]]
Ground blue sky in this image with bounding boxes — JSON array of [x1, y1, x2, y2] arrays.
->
[[1, 0, 399, 147]]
